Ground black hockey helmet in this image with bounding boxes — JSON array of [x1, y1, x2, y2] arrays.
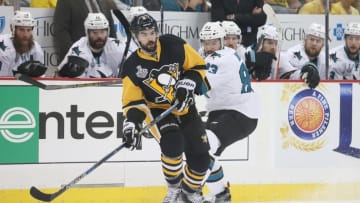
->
[[130, 13, 158, 34]]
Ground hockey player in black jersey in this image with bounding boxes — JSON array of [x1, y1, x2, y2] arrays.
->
[[120, 13, 211, 203]]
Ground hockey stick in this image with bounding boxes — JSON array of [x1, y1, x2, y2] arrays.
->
[[15, 73, 122, 90], [30, 101, 178, 202], [113, 9, 131, 77], [263, 4, 281, 31], [263, 4, 282, 79], [160, 4, 164, 34]]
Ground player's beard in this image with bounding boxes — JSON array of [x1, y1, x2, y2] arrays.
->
[[89, 37, 107, 50], [12, 34, 34, 54], [346, 45, 359, 56], [305, 46, 322, 58], [140, 40, 157, 53]]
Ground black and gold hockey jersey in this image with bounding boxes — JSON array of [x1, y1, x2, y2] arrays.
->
[[121, 34, 210, 116]]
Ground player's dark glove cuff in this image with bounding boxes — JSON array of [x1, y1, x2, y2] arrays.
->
[[301, 62, 320, 89]]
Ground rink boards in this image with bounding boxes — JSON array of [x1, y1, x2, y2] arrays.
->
[[0, 79, 359, 202]]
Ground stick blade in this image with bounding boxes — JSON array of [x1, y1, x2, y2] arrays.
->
[[15, 73, 47, 89], [30, 186, 54, 202]]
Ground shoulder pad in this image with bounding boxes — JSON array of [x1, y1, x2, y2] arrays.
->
[[159, 34, 186, 44]]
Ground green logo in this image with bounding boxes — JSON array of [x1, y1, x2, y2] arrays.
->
[[0, 86, 39, 164]]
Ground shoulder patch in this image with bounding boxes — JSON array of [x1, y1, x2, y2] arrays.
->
[[294, 51, 302, 60], [112, 39, 120, 46], [0, 40, 7, 51], [330, 53, 338, 62], [72, 46, 81, 56]]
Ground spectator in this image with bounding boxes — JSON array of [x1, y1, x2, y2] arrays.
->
[[56, 13, 127, 78], [265, 0, 303, 13], [353, 1, 360, 13], [329, 22, 360, 80], [0, 11, 47, 77], [0, 0, 10, 6], [53, 0, 118, 63], [245, 24, 280, 80], [210, 0, 267, 47], [143, 0, 161, 11], [30, 0, 57, 7], [331, 0, 359, 15], [160, 0, 208, 12], [298, 0, 336, 14], [279, 22, 325, 89]]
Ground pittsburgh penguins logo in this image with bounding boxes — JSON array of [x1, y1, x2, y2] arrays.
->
[[143, 63, 180, 103]]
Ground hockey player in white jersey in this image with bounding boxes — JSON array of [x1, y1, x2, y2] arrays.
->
[[245, 24, 280, 80], [279, 22, 325, 88], [199, 21, 259, 203], [0, 11, 46, 77], [57, 12, 127, 78], [329, 22, 360, 80], [221, 20, 246, 61]]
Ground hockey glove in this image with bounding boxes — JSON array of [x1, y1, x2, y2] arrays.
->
[[122, 119, 142, 150], [58, 55, 89, 78], [245, 50, 275, 80], [16, 61, 47, 77], [301, 63, 320, 89], [174, 78, 196, 112]]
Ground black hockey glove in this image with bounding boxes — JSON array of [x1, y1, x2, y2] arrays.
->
[[174, 78, 196, 112], [122, 119, 142, 150], [245, 50, 275, 80], [16, 60, 47, 77], [301, 63, 320, 89], [58, 55, 89, 78]]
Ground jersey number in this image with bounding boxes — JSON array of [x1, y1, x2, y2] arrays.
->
[[206, 63, 218, 74], [239, 63, 252, 93]]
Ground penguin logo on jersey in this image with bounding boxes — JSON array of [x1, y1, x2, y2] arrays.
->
[[143, 63, 180, 103]]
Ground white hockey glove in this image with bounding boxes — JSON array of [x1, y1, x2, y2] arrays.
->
[[122, 119, 142, 150], [174, 78, 196, 112]]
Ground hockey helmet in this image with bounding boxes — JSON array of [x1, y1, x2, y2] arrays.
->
[[128, 6, 148, 22], [221, 21, 241, 36], [257, 25, 280, 41], [344, 22, 360, 36], [130, 13, 158, 34], [199, 21, 226, 41], [306, 22, 325, 39], [11, 11, 36, 29], [84, 12, 109, 32]]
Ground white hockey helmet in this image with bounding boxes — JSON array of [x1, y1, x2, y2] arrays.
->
[[128, 6, 148, 22], [11, 11, 36, 28], [306, 22, 325, 39], [344, 22, 360, 36], [221, 20, 241, 36], [84, 12, 109, 32], [257, 24, 280, 41], [199, 21, 226, 41]]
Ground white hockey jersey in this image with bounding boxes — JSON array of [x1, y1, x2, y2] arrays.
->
[[198, 45, 246, 62], [0, 34, 44, 77], [279, 44, 327, 79], [57, 37, 127, 78], [205, 47, 260, 119], [329, 45, 359, 80]]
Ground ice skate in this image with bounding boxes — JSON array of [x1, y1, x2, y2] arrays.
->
[[162, 184, 181, 203], [178, 189, 204, 203], [203, 186, 231, 203]]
